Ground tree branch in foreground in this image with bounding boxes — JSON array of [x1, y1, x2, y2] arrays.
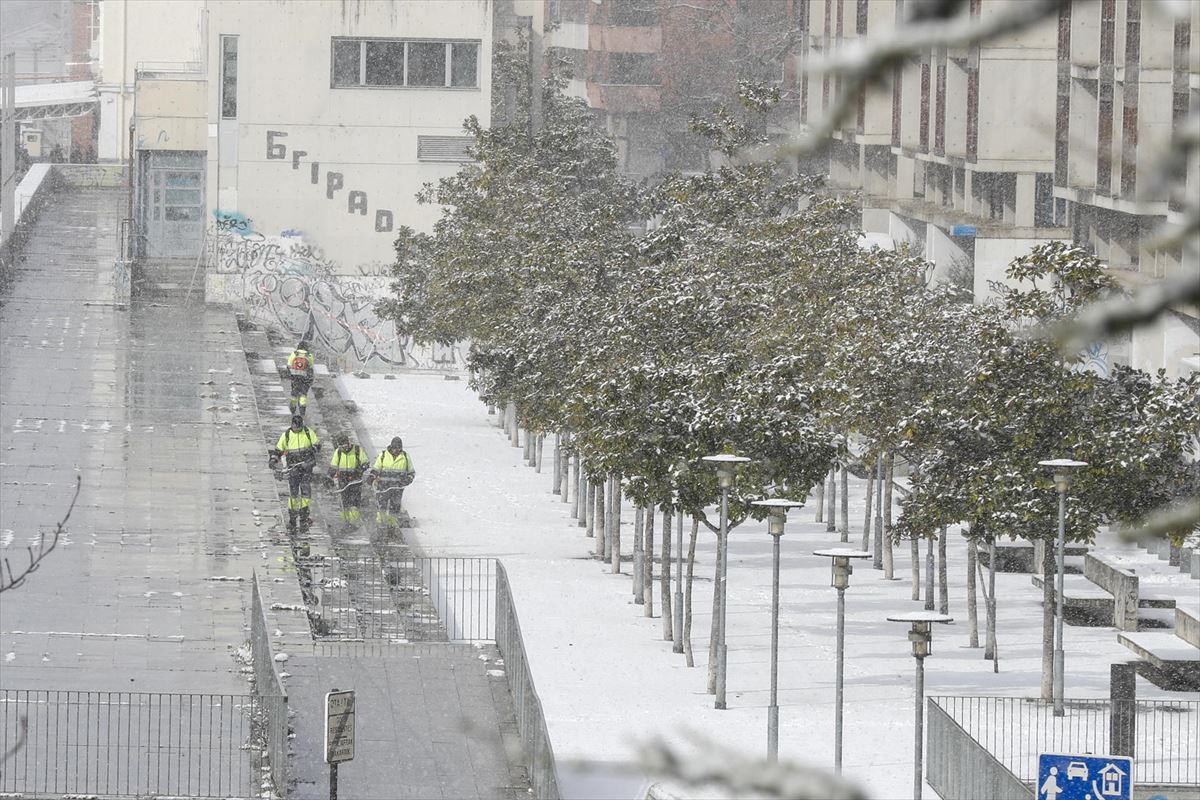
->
[[0, 475, 82, 594], [640, 734, 869, 800]]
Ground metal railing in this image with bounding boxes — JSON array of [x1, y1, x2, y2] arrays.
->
[[497, 562, 560, 800], [927, 699, 1033, 800], [251, 571, 289, 797], [0, 689, 260, 798], [317, 556, 497, 642], [929, 695, 1200, 791]]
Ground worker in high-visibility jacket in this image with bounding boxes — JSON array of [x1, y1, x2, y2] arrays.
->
[[328, 432, 369, 531], [286, 340, 315, 417], [370, 436, 414, 530], [270, 414, 320, 533]]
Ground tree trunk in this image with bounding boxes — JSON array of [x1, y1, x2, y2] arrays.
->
[[643, 508, 655, 617], [1041, 539, 1054, 699], [815, 476, 825, 523], [523, 428, 532, 462], [966, 534, 980, 648], [552, 434, 562, 494], [684, 517, 698, 667], [839, 462, 849, 542], [585, 479, 595, 537], [826, 467, 837, 532], [882, 452, 895, 579], [560, 436, 570, 502], [911, 534, 922, 601], [938, 527, 949, 615], [633, 506, 645, 601], [707, 527, 720, 693], [924, 536, 935, 610], [535, 433, 544, 472], [576, 458, 587, 526], [595, 477, 606, 558], [861, 460, 874, 552], [661, 507, 673, 641], [571, 454, 581, 521], [610, 475, 622, 574], [873, 459, 884, 569], [987, 538, 998, 672]]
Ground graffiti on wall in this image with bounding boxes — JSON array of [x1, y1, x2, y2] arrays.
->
[[206, 220, 461, 370], [265, 130, 395, 234]]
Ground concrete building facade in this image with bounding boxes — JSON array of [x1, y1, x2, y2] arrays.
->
[[799, 0, 1198, 377]]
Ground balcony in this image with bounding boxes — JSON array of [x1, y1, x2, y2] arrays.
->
[[586, 82, 661, 112]]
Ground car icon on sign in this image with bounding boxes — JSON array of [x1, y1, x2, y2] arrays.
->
[[1066, 761, 1089, 781]]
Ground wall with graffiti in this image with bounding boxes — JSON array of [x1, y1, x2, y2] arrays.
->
[[204, 213, 461, 370]]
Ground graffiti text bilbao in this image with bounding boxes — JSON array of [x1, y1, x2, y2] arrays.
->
[[266, 131, 394, 233]]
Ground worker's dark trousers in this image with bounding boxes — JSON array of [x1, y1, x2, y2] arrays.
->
[[289, 378, 312, 416], [287, 466, 313, 530]]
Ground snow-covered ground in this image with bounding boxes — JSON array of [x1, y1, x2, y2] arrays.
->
[[342, 372, 1197, 799]]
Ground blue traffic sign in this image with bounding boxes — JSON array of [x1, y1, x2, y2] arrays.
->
[[1038, 753, 1133, 800]]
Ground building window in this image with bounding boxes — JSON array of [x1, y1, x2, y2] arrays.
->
[[609, 0, 657, 26], [220, 36, 238, 119], [607, 52, 657, 85], [331, 38, 480, 89]]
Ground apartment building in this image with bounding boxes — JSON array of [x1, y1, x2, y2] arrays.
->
[[801, 0, 1197, 377], [545, 0, 795, 177], [1054, 0, 1200, 375]]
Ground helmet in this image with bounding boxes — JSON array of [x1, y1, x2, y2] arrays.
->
[[298, 339, 311, 351], [390, 436, 403, 449], [290, 414, 304, 426]]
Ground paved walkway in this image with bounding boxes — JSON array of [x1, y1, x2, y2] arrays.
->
[[0, 188, 297, 693]]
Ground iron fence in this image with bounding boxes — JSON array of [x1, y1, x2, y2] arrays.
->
[[930, 695, 1200, 790], [0, 689, 260, 798], [317, 556, 497, 642], [497, 562, 560, 800], [251, 571, 289, 797]]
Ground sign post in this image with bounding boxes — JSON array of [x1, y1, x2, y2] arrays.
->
[[1037, 753, 1133, 800], [325, 689, 355, 800]]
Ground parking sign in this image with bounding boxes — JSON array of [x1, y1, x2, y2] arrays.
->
[[1037, 753, 1133, 800]]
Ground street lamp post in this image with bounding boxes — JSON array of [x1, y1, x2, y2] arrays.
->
[[701, 454, 751, 710], [751, 499, 804, 762], [1037, 458, 1088, 718], [814, 547, 871, 774], [887, 611, 953, 800]]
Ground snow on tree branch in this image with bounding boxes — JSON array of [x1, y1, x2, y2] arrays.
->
[[640, 734, 868, 800], [0, 475, 82, 594]]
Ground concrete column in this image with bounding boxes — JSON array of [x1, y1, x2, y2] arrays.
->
[[1015, 173, 1036, 227], [1109, 663, 1136, 758]]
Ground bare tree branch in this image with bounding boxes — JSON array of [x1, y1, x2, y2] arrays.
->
[[0, 475, 82, 594]]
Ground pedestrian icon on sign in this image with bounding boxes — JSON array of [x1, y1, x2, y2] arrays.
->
[[1040, 766, 1063, 800], [1038, 753, 1133, 800]]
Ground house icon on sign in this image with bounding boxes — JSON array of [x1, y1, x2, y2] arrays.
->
[[1099, 763, 1126, 796]]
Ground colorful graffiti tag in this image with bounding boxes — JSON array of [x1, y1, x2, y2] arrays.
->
[[205, 219, 461, 370]]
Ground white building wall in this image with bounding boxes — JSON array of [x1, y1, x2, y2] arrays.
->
[[97, 0, 205, 160]]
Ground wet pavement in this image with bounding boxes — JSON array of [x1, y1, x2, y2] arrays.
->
[[0, 188, 299, 693], [1, 186, 529, 799]]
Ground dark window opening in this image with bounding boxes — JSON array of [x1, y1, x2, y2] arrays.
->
[[608, 52, 657, 85], [365, 41, 405, 86], [220, 36, 238, 119]]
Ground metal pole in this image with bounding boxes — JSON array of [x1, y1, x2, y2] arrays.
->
[[768, 532, 781, 761], [834, 586, 845, 774], [329, 763, 338, 800], [716, 485, 729, 709], [914, 654, 925, 800], [1054, 486, 1066, 717], [673, 507, 684, 654]]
